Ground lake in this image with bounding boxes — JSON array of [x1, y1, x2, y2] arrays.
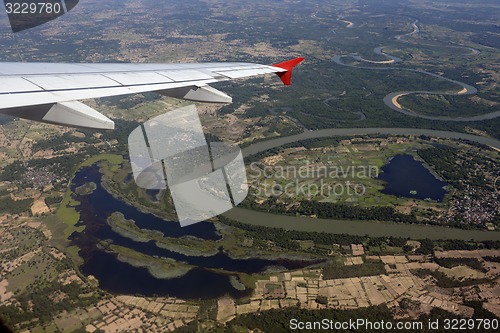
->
[[71, 165, 317, 299], [378, 154, 448, 201]]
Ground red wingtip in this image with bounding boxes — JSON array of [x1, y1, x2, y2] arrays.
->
[[273, 57, 305, 86]]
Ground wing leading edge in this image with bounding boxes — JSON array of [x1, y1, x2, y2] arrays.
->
[[0, 58, 304, 129]]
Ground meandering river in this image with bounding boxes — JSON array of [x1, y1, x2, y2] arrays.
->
[[242, 127, 500, 157], [332, 20, 499, 121], [227, 127, 500, 241]]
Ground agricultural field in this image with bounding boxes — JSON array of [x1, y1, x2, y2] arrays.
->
[[0, 0, 499, 331]]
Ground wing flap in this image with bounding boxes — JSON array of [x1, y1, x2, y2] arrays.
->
[[0, 80, 218, 109], [23, 74, 120, 90], [159, 70, 215, 82], [104, 72, 174, 85], [0, 77, 44, 93], [216, 68, 276, 79]]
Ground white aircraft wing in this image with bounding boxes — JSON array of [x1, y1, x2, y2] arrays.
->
[[0, 57, 304, 129]]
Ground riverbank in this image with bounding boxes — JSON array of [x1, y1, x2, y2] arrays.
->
[[241, 128, 500, 157], [223, 208, 500, 241]]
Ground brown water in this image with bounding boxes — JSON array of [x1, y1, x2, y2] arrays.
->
[[224, 208, 500, 241]]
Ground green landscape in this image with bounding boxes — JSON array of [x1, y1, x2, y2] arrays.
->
[[0, 0, 499, 332]]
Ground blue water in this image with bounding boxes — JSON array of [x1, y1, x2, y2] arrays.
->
[[72, 165, 317, 299], [378, 154, 448, 201], [70, 166, 220, 240], [81, 251, 250, 299]]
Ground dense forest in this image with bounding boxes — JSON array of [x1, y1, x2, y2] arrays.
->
[[241, 196, 418, 225], [417, 147, 487, 190], [0, 196, 33, 215]]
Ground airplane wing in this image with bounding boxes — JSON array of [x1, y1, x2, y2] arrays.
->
[[0, 57, 304, 130]]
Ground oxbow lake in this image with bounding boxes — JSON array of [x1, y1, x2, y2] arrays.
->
[[377, 154, 448, 202]]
